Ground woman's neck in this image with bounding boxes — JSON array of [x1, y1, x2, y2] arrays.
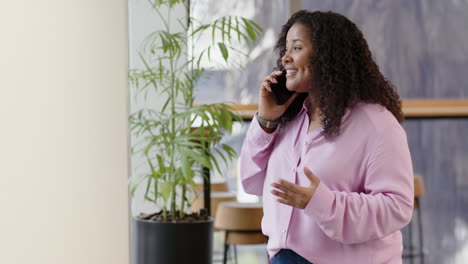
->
[[304, 97, 320, 119], [307, 103, 322, 132]]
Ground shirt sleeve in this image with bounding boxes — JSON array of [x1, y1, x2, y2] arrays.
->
[[304, 123, 414, 244], [239, 118, 279, 196]]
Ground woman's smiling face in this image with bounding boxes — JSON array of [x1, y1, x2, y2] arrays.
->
[[282, 23, 314, 93]]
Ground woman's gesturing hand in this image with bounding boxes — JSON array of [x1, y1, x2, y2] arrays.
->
[[270, 167, 320, 209]]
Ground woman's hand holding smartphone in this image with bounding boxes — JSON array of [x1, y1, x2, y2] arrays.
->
[[270, 69, 294, 105], [258, 68, 298, 122]]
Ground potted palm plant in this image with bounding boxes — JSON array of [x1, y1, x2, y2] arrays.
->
[[129, 1, 262, 263]]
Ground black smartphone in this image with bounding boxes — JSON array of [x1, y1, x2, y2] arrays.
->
[[270, 68, 294, 105]]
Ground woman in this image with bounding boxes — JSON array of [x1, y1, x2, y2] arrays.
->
[[240, 10, 414, 264]]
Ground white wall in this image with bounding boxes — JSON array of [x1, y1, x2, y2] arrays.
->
[[0, 1, 130, 264]]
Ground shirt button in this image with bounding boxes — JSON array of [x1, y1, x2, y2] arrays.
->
[[265, 140, 268, 144], [282, 230, 286, 233]]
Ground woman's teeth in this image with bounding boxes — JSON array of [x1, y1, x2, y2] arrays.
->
[[286, 69, 297, 76]]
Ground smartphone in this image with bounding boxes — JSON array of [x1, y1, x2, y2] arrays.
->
[[270, 68, 294, 105]]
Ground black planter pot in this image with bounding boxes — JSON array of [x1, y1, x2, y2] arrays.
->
[[132, 217, 213, 264]]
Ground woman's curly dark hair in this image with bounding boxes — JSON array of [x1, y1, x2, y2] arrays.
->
[[275, 10, 404, 139]]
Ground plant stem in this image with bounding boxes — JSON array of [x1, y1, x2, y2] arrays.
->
[[167, 4, 177, 221], [180, 185, 186, 219], [151, 0, 169, 30]]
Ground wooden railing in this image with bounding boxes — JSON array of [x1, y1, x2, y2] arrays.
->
[[229, 99, 468, 120], [401, 99, 468, 118]]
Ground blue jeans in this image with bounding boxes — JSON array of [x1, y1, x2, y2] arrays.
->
[[271, 249, 313, 264]]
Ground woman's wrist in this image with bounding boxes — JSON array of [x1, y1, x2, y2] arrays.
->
[[255, 112, 280, 131]]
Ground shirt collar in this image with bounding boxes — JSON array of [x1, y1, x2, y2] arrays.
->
[[300, 98, 353, 124]]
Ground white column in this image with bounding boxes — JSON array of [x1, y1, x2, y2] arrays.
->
[[0, 1, 130, 264]]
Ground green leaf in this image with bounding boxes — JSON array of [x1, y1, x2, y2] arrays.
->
[[144, 177, 153, 200], [190, 24, 210, 37], [129, 174, 145, 196], [242, 18, 256, 41], [196, 49, 206, 69], [218, 107, 233, 132], [227, 17, 232, 41], [214, 148, 228, 166], [161, 95, 171, 113], [208, 152, 222, 175], [168, 0, 181, 8], [138, 53, 159, 91], [180, 151, 194, 183], [221, 17, 226, 43], [186, 149, 211, 169], [221, 144, 238, 159], [217, 42, 229, 61], [235, 17, 241, 42], [156, 154, 165, 173], [211, 20, 217, 44], [146, 155, 156, 173], [207, 46, 212, 61], [160, 181, 172, 202]]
